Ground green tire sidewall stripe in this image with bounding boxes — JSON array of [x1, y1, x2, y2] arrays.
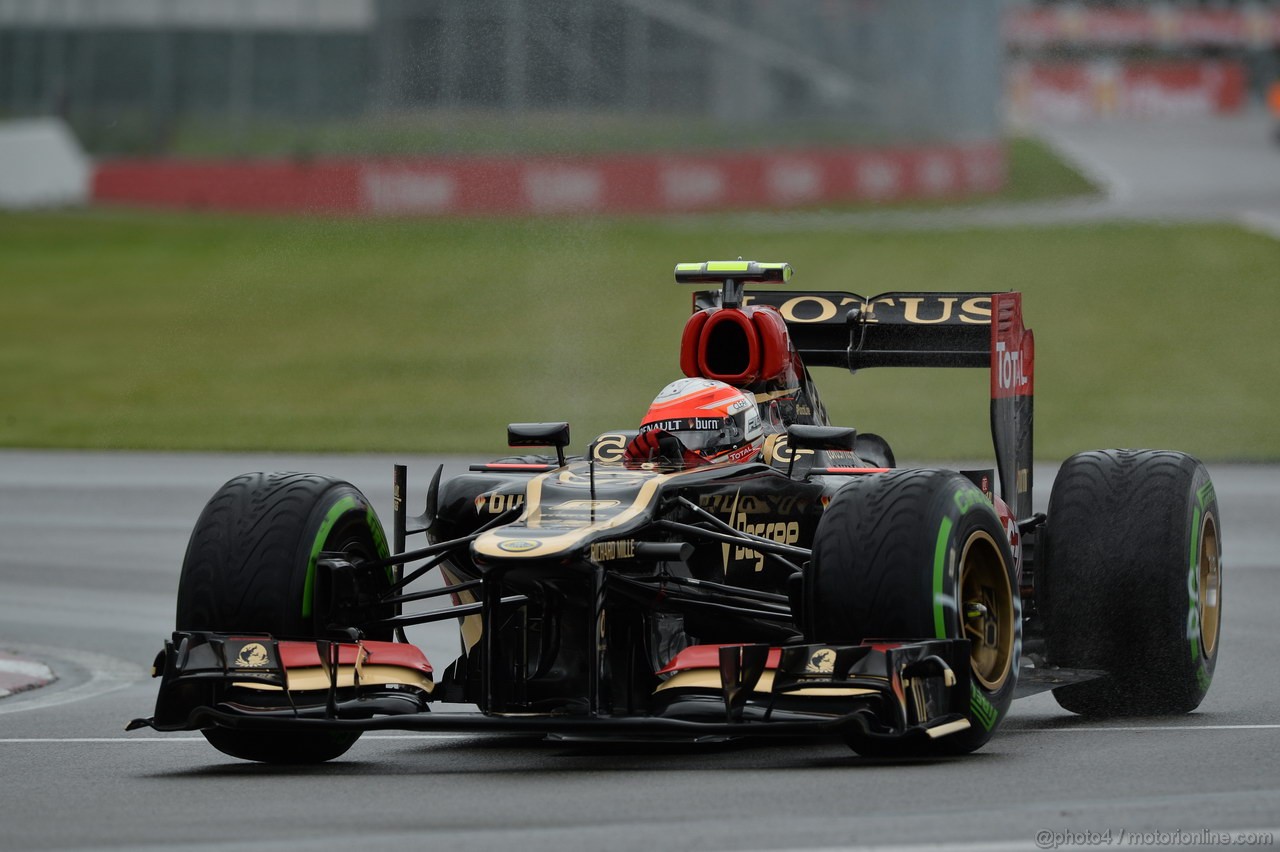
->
[[366, 507, 393, 580], [1187, 478, 1217, 667], [935, 484, 1009, 731], [1188, 504, 1203, 664], [301, 494, 388, 619], [932, 515, 954, 640], [935, 485, 991, 640]]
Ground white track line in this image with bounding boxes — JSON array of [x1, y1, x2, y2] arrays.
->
[[0, 734, 476, 743], [1239, 210, 1280, 242], [3, 725, 1276, 745], [736, 833, 1280, 852], [1033, 126, 1132, 205], [1010, 723, 1280, 733], [0, 738, 207, 743]]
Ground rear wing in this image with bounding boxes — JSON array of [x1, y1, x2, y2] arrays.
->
[[694, 290, 993, 370], [692, 287, 1035, 519]]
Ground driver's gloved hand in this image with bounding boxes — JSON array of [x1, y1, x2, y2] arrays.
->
[[623, 430, 694, 468]]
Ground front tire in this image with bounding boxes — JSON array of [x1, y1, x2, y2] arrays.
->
[[805, 469, 1020, 755], [176, 472, 391, 763], [1040, 449, 1222, 716]]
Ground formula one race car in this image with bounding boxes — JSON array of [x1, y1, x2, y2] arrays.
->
[[131, 261, 1223, 763]]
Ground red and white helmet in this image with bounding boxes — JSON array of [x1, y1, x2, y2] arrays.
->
[[625, 378, 764, 468]]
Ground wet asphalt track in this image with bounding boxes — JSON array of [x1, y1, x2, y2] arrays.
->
[[4, 114, 1280, 851], [1, 450, 1278, 852]]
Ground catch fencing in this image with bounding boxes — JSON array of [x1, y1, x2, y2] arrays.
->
[[2, 0, 1004, 155]]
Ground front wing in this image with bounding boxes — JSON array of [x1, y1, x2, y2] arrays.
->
[[130, 632, 974, 747]]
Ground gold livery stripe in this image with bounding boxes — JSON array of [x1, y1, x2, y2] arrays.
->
[[924, 718, 972, 739], [654, 668, 877, 697], [752, 388, 801, 403], [442, 564, 484, 653], [233, 664, 434, 694], [472, 463, 714, 560]]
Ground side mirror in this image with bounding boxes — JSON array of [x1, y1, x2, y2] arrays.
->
[[507, 422, 571, 467], [783, 425, 857, 479], [785, 424, 857, 453]]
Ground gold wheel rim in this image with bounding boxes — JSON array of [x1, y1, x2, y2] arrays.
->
[[1199, 512, 1221, 658], [959, 530, 1015, 692]]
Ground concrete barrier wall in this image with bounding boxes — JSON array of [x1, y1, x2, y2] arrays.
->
[[92, 141, 1006, 216]]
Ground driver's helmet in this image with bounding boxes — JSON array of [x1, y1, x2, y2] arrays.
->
[[625, 378, 764, 468]]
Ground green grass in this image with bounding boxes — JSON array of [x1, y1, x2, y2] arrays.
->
[[787, 136, 1098, 214], [2, 210, 1275, 461], [91, 111, 1080, 172], [162, 112, 886, 159], [999, 135, 1100, 204]]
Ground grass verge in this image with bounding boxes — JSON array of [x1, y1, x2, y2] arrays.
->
[[1, 210, 1274, 461]]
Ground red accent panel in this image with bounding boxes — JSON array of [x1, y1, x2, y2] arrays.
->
[[991, 293, 1033, 399], [992, 492, 1023, 585], [698, 309, 761, 384], [92, 160, 362, 213], [478, 463, 555, 470], [91, 141, 1006, 216], [748, 306, 791, 382], [658, 644, 783, 675], [275, 640, 433, 674], [1008, 60, 1247, 121], [680, 310, 712, 379]]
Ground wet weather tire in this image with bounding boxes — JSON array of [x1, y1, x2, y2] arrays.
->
[[176, 471, 391, 763], [805, 469, 1020, 756], [1040, 450, 1221, 716]]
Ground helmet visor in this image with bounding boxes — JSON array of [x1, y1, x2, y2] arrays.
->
[[639, 415, 746, 455]]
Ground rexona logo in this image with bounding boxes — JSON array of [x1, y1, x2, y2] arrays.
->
[[497, 539, 542, 553], [234, 643, 270, 668]]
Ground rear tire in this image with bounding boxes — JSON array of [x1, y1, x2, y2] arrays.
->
[[1040, 449, 1221, 716], [176, 472, 391, 763], [805, 469, 1020, 755]]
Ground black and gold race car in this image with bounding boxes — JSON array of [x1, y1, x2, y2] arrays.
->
[[132, 261, 1223, 763]]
